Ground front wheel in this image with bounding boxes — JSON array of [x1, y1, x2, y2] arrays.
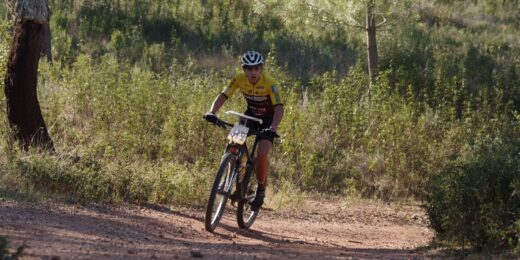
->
[[205, 152, 236, 232], [237, 163, 259, 229]]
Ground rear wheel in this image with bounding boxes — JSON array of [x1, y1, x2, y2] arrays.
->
[[205, 152, 236, 232], [237, 163, 259, 229]]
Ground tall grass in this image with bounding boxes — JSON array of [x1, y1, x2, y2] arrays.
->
[[0, 53, 496, 204], [0, 0, 519, 252]]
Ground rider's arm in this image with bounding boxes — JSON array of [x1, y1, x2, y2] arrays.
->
[[270, 105, 284, 131], [209, 77, 238, 114], [268, 82, 283, 131], [209, 94, 228, 114]]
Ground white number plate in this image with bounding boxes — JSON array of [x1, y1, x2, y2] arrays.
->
[[227, 124, 249, 145]]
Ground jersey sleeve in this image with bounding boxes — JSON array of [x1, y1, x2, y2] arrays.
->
[[222, 77, 238, 98], [269, 83, 283, 106]]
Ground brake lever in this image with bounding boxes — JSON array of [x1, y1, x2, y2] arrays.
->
[[216, 119, 227, 129]]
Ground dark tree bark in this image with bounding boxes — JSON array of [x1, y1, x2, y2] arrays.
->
[[366, 0, 378, 85], [40, 11, 52, 62], [4, 19, 54, 151]]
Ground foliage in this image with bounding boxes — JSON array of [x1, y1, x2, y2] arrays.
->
[[0, 0, 519, 253], [427, 120, 520, 251], [0, 237, 24, 260], [268, 178, 306, 211]]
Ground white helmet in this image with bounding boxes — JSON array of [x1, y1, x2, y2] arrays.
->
[[240, 51, 264, 66]]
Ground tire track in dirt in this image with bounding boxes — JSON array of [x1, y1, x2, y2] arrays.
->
[[0, 198, 435, 259]]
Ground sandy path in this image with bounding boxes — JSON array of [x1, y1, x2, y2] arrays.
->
[[0, 197, 435, 259]]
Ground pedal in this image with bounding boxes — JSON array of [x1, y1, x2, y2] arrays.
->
[[217, 190, 229, 196], [229, 191, 239, 207]]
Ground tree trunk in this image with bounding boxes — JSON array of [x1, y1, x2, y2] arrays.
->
[[4, 19, 54, 151], [40, 21, 52, 61], [366, 0, 378, 85], [40, 1, 52, 62]]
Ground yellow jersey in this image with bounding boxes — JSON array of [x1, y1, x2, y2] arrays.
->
[[222, 72, 283, 117]]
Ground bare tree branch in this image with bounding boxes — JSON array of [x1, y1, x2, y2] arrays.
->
[[257, 0, 269, 7], [376, 16, 402, 29], [375, 14, 387, 27], [307, 1, 369, 30], [345, 14, 365, 29]]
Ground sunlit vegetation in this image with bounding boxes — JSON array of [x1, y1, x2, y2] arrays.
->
[[0, 0, 519, 252]]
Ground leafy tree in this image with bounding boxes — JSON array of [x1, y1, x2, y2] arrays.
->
[[275, 0, 413, 88]]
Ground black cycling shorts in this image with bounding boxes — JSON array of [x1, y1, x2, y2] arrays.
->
[[244, 110, 274, 143]]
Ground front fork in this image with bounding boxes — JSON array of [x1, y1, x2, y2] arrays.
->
[[224, 143, 252, 197], [220, 143, 245, 196]]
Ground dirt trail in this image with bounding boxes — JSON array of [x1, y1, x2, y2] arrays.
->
[[0, 197, 435, 259]]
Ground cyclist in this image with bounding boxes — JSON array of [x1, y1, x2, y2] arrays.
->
[[204, 50, 284, 211]]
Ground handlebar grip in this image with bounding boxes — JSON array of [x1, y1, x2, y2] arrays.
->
[[253, 129, 280, 139], [203, 114, 232, 129]]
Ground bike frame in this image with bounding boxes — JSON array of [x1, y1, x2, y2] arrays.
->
[[219, 111, 264, 186], [225, 127, 261, 191]]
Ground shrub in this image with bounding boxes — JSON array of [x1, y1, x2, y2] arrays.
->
[[427, 122, 520, 251], [0, 236, 24, 259]]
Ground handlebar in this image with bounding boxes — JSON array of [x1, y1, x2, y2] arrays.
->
[[203, 114, 280, 138]]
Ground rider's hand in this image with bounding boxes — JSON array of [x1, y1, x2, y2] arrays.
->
[[204, 112, 226, 128], [261, 128, 279, 139], [203, 112, 219, 124]]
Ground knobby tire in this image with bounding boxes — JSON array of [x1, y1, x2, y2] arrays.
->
[[205, 152, 236, 232], [237, 163, 259, 229]]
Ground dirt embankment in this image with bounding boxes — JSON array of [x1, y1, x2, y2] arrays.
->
[[0, 197, 435, 259]]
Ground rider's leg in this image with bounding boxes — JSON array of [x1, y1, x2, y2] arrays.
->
[[256, 139, 272, 185], [251, 139, 272, 211]]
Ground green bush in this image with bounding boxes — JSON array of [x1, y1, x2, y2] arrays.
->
[[427, 123, 520, 251], [0, 236, 24, 259]]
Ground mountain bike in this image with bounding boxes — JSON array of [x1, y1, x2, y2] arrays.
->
[[203, 111, 279, 232]]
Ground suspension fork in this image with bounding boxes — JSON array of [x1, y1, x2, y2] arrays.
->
[[222, 143, 248, 191]]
